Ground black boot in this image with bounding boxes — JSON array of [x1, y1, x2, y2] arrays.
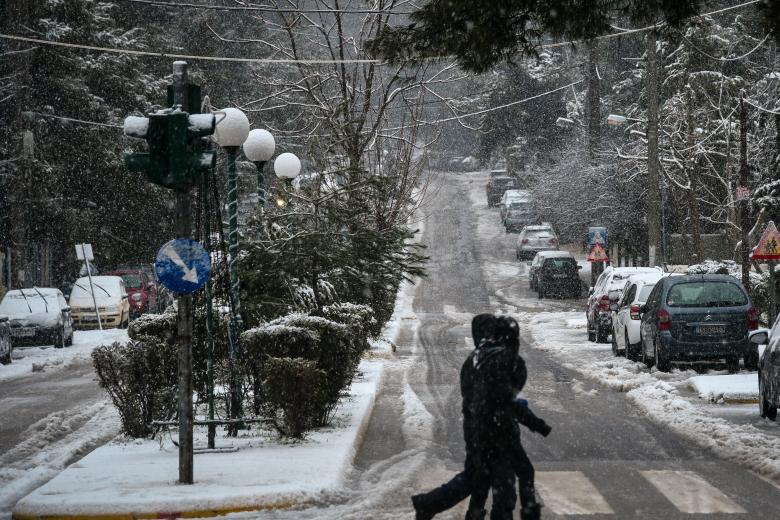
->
[[519, 487, 542, 520], [464, 508, 486, 520], [411, 494, 435, 520]]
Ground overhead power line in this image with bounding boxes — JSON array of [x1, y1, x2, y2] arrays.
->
[[0, 34, 382, 64], [118, 0, 414, 15]]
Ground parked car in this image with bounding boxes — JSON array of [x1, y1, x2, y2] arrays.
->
[[69, 276, 130, 329], [749, 325, 780, 420], [0, 288, 74, 348], [486, 176, 519, 206], [535, 252, 582, 299], [639, 274, 757, 372], [0, 315, 11, 364], [529, 249, 564, 291], [104, 267, 159, 317], [587, 266, 660, 343], [499, 189, 532, 220], [610, 273, 665, 358], [516, 225, 558, 260]]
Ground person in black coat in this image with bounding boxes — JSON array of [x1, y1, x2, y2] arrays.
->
[[412, 314, 517, 520], [467, 316, 548, 520]]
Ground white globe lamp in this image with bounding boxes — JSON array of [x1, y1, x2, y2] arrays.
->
[[243, 129, 276, 162], [213, 107, 250, 148], [274, 152, 302, 179]]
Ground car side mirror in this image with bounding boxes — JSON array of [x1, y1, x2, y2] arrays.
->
[[640, 304, 649, 314], [577, 265, 583, 270], [62, 306, 71, 313], [0, 315, 7, 323], [749, 329, 769, 345]]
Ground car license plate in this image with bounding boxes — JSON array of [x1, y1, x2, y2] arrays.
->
[[12, 327, 35, 337], [553, 274, 566, 279], [81, 316, 98, 323], [698, 325, 725, 336]]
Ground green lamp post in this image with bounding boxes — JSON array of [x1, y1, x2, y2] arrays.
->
[[213, 106, 250, 428]]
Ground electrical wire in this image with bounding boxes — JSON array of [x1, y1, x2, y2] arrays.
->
[[743, 98, 780, 115], [677, 33, 770, 62], [0, 34, 382, 64], [541, 0, 760, 49], [118, 0, 413, 14], [26, 111, 123, 129]]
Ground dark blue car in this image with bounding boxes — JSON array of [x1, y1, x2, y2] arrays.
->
[[639, 274, 758, 372]]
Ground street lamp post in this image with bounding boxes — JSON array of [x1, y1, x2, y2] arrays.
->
[[243, 129, 275, 213], [213, 107, 250, 429], [273, 153, 302, 208], [607, 113, 665, 266]]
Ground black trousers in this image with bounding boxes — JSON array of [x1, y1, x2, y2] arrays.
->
[[470, 440, 535, 512], [412, 446, 516, 520]]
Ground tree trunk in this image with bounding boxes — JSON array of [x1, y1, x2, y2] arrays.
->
[[739, 96, 751, 289], [586, 41, 601, 162], [646, 31, 662, 266]]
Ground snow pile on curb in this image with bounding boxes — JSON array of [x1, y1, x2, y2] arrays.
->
[[689, 374, 759, 403], [0, 329, 128, 383], [525, 311, 780, 483]]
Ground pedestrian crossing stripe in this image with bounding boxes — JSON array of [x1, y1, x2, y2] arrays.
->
[[641, 470, 746, 514], [536, 471, 614, 515], [535, 470, 747, 515]]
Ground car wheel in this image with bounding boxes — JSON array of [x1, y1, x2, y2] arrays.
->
[[54, 329, 65, 349], [587, 321, 596, 342], [744, 347, 759, 371], [611, 328, 621, 357], [726, 356, 740, 374], [0, 348, 10, 365], [641, 336, 654, 368], [66, 332, 73, 347], [596, 324, 609, 344], [625, 332, 638, 361], [654, 340, 671, 372], [760, 375, 778, 421]]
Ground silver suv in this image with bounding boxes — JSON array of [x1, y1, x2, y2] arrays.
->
[[516, 224, 558, 260]]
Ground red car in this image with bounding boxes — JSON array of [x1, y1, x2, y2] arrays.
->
[[104, 268, 158, 317]]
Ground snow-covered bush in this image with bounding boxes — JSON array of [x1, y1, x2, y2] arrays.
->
[[263, 357, 328, 438], [241, 312, 363, 435], [323, 302, 378, 349], [91, 340, 178, 438], [127, 308, 177, 344]]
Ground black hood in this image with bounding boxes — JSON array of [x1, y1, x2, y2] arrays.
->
[[471, 313, 497, 347]]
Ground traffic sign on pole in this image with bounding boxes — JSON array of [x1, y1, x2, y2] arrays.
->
[[751, 221, 780, 261], [587, 243, 610, 263], [154, 239, 211, 294], [588, 226, 608, 250]]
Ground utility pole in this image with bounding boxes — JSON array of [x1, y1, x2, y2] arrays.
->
[[646, 30, 662, 267], [739, 94, 751, 290], [171, 61, 195, 485], [586, 41, 601, 162]]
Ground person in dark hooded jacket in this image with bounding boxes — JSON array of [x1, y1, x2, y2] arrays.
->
[[467, 316, 548, 520], [412, 314, 517, 520]]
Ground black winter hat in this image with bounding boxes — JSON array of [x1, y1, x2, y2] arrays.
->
[[495, 315, 519, 341], [471, 313, 497, 347]]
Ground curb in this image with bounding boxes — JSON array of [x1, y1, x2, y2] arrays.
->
[[350, 359, 386, 466], [12, 500, 297, 520]]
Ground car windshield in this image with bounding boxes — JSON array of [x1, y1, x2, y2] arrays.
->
[[637, 284, 655, 303], [666, 281, 748, 307], [0, 292, 59, 317], [121, 274, 142, 288], [526, 230, 553, 239], [543, 258, 576, 272]]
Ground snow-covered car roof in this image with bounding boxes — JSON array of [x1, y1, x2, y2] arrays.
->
[[533, 250, 573, 260], [502, 189, 531, 199]]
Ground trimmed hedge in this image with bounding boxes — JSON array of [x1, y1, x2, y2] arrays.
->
[[92, 339, 178, 438], [263, 357, 328, 438]]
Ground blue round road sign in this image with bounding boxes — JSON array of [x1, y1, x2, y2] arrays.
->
[[154, 239, 211, 294]]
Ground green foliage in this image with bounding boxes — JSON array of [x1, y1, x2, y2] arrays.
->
[[369, 0, 705, 72], [262, 357, 328, 439], [91, 339, 178, 438]]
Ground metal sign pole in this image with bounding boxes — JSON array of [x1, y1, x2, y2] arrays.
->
[[771, 261, 778, 325], [82, 244, 102, 331]]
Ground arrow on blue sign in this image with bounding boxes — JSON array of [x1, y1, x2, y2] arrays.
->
[[154, 239, 211, 294]]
